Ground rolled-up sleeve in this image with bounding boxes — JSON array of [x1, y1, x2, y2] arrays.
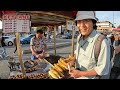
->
[[94, 39, 110, 75]]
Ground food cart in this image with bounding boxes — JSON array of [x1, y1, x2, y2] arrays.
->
[[1, 11, 77, 79]]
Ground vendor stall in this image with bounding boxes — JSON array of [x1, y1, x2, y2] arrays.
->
[[8, 55, 74, 79], [1, 11, 77, 79]]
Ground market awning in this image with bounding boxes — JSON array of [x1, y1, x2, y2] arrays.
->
[[0, 11, 77, 26], [18, 11, 76, 26], [112, 28, 120, 31]]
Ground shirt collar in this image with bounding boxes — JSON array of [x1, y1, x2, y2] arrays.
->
[[87, 30, 97, 43], [79, 29, 97, 43]]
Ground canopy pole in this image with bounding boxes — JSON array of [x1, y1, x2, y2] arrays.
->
[[71, 26, 75, 57], [54, 26, 57, 55], [16, 32, 26, 78]]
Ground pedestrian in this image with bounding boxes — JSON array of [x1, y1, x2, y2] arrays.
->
[[14, 38, 17, 54], [0, 33, 8, 58], [13, 37, 17, 54], [111, 34, 114, 46], [0, 33, 2, 47], [1, 33, 6, 47], [109, 43, 120, 79], [113, 34, 119, 47], [68, 11, 110, 79], [30, 29, 47, 60], [107, 34, 114, 60], [47, 31, 51, 42]]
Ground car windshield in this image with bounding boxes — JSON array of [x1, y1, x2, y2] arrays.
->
[[4, 37, 9, 39], [3, 36, 11, 38], [29, 34, 35, 37], [65, 33, 71, 36]]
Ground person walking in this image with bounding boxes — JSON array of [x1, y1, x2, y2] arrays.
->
[[1, 33, 7, 57], [13, 36, 17, 54]]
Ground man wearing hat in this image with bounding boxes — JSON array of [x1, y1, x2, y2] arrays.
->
[[68, 11, 110, 79]]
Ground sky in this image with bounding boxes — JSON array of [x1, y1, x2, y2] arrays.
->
[[0, 11, 120, 29], [96, 11, 120, 27]]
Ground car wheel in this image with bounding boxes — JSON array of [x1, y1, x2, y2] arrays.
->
[[8, 41, 13, 46], [24, 40, 28, 44]]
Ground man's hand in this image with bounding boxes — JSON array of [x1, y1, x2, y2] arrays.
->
[[36, 54, 40, 58], [38, 53, 45, 59], [36, 52, 45, 59], [67, 60, 75, 68], [69, 54, 76, 61], [69, 69, 84, 78], [67, 54, 76, 68], [42, 49, 45, 56]]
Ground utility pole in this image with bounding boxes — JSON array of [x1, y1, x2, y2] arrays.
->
[[113, 11, 114, 27]]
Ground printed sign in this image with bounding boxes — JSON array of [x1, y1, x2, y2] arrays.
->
[[15, 15, 30, 32], [2, 14, 31, 33], [66, 20, 78, 31]]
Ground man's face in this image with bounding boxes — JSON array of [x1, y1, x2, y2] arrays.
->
[[77, 19, 94, 36], [36, 33, 42, 39]]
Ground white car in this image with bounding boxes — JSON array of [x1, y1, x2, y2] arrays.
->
[[2, 36, 16, 46]]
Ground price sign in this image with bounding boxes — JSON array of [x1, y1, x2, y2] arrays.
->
[[66, 20, 78, 31], [2, 14, 31, 33], [15, 15, 31, 32], [2, 14, 16, 33]]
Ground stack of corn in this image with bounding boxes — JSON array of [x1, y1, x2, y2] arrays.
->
[[48, 55, 75, 79]]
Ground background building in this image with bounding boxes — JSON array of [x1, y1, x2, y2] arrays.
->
[[96, 21, 114, 34]]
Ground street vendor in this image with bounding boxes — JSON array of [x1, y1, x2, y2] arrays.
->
[[68, 11, 110, 79], [30, 29, 47, 60]]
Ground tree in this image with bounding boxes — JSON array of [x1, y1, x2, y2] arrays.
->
[[36, 26, 48, 31]]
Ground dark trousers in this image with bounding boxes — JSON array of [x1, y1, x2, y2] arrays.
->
[[110, 66, 120, 79], [14, 46, 17, 53]]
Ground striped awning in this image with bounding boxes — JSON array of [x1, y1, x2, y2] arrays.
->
[[112, 28, 120, 31]]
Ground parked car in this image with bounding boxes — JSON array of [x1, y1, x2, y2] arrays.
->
[[2, 36, 16, 46], [61, 33, 72, 39], [74, 31, 79, 38], [20, 34, 35, 44]]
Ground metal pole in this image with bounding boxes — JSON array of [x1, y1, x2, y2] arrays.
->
[[54, 26, 57, 55], [71, 26, 75, 57], [113, 11, 114, 27]]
